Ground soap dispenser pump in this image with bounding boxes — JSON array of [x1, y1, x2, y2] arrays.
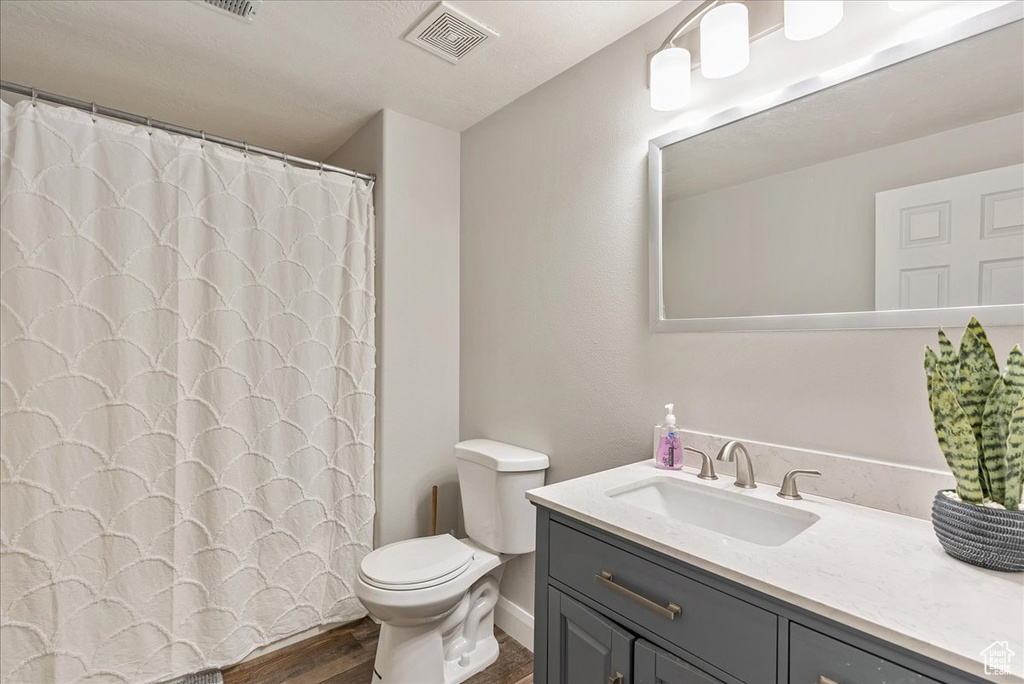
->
[[655, 403, 682, 470]]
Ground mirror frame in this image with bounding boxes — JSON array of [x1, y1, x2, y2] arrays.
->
[[649, 3, 1024, 333]]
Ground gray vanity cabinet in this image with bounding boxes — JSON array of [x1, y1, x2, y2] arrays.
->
[[534, 507, 988, 684], [546, 516, 776, 684], [635, 641, 726, 684], [548, 587, 634, 684], [789, 624, 941, 684]]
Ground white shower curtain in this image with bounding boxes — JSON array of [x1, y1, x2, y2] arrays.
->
[[0, 99, 375, 683]]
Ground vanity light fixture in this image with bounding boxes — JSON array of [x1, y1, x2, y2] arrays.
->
[[783, 1, 844, 41], [649, 0, 849, 111]]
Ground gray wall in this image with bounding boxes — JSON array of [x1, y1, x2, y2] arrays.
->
[[328, 109, 461, 548], [460, 7, 1023, 615], [662, 113, 1024, 318]]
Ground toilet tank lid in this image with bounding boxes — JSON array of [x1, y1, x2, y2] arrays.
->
[[455, 439, 549, 472]]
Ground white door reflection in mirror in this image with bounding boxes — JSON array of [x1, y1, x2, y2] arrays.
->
[[875, 165, 1024, 311]]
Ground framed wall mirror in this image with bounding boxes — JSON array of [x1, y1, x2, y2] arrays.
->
[[649, 6, 1024, 332]]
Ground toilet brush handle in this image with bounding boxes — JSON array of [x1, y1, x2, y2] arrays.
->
[[430, 485, 438, 536]]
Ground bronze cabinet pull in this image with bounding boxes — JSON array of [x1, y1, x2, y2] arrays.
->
[[595, 570, 681, 620]]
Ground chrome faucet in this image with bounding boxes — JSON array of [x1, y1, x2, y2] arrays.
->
[[682, 447, 717, 480], [716, 440, 756, 489], [777, 469, 821, 500]]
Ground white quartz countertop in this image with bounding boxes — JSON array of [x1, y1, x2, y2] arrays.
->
[[526, 460, 1024, 681]]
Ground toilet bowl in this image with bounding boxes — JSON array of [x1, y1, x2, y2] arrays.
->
[[356, 536, 506, 683], [355, 440, 548, 684]]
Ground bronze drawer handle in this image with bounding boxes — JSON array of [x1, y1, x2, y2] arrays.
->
[[819, 677, 839, 684], [607, 674, 624, 684], [595, 570, 682, 620]]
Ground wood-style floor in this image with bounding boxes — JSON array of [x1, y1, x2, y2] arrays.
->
[[222, 617, 533, 684]]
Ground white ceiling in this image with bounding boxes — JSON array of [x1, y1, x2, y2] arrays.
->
[[0, 0, 679, 159]]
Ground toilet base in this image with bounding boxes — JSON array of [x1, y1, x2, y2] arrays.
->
[[368, 572, 502, 684], [370, 633, 499, 684], [444, 634, 499, 684]]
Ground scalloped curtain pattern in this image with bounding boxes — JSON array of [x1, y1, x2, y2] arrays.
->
[[0, 99, 375, 683]]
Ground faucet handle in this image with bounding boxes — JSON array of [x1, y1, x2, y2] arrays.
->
[[777, 469, 821, 500], [683, 447, 717, 481]]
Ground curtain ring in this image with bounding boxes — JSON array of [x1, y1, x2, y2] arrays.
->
[[200, 130, 206, 148], [318, 161, 325, 175], [30, 87, 37, 106], [145, 117, 153, 136], [243, 142, 249, 156], [282, 152, 289, 167], [90, 102, 97, 123]]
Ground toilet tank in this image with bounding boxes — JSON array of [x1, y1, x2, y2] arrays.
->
[[455, 439, 549, 555]]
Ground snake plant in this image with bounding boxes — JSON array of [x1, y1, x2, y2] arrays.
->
[[925, 318, 1024, 508]]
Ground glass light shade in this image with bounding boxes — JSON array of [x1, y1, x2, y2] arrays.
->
[[888, 1, 938, 10], [700, 2, 750, 79], [784, 1, 844, 40], [650, 47, 692, 111]]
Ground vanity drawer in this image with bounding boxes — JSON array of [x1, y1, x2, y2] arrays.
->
[[790, 624, 941, 684], [548, 522, 776, 684]]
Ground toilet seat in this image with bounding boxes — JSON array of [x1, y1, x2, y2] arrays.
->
[[360, 534, 475, 591]]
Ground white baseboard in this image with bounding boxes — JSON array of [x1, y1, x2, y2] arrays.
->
[[494, 596, 533, 652]]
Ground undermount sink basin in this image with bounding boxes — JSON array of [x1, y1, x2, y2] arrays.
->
[[607, 477, 820, 546]]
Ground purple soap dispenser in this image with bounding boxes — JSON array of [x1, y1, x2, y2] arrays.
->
[[655, 403, 682, 470]]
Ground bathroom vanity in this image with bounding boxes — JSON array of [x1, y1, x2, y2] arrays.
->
[[527, 462, 1023, 684]]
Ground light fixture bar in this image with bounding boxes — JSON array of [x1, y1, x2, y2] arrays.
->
[[658, 0, 721, 51]]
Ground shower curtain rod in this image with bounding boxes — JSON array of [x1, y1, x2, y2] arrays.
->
[[0, 80, 375, 182]]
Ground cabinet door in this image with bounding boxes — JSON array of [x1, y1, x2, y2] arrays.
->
[[548, 587, 634, 684], [634, 641, 725, 684]]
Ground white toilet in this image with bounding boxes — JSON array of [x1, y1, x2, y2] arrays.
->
[[356, 439, 549, 684]]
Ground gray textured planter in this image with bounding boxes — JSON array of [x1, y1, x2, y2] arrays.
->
[[932, 490, 1024, 572]]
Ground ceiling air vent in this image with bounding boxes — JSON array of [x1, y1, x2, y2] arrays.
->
[[201, 0, 261, 22], [405, 2, 498, 65]]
